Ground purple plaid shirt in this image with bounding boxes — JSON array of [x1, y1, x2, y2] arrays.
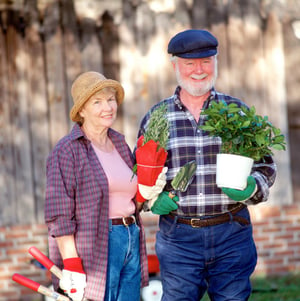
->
[[45, 124, 148, 300], [137, 87, 277, 216]]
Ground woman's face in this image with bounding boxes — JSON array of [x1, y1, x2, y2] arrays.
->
[[79, 89, 118, 130]]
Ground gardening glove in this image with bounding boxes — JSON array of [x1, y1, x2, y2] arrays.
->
[[222, 176, 257, 202], [138, 167, 168, 200], [60, 257, 86, 301], [150, 191, 179, 215]]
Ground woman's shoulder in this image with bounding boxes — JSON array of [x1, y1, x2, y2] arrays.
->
[[49, 124, 85, 157]]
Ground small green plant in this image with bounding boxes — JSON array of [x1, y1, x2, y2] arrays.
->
[[132, 103, 169, 175], [199, 100, 286, 161], [143, 103, 169, 150]]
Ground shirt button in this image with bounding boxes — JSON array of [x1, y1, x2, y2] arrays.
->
[[198, 150, 201, 154]]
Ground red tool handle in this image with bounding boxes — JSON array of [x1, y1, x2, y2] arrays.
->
[[12, 273, 39, 291], [28, 246, 62, 279], [12, 273, 70, 301], [28, 246, 54, 270]]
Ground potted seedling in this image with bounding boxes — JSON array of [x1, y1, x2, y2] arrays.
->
[[200, 100, 286, 189]]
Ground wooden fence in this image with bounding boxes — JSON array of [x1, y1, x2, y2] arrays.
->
[[0, 0, 299, 227]]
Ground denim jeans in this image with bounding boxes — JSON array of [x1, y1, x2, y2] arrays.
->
[[104, 221, 141, 301], [156, 207, 257, 301]]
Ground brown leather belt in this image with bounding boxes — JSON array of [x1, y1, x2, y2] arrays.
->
[[168, 204, 249, 228], [111, 216, 136, 226]]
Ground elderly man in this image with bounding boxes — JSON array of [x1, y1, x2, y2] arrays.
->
[[136, 29, 276, 301]]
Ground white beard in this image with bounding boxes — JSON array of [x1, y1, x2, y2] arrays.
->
[[175, 60, 218, 96]]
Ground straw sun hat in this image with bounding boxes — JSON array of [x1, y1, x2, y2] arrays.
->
[[70, 71, 125, 123]]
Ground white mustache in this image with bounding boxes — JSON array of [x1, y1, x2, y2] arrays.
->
[[191, 73, 208, 80]]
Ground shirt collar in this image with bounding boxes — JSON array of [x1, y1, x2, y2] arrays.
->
[[69, 123, 85, 141], [69, 123, 125, 145], [174, 86, 216, 110]]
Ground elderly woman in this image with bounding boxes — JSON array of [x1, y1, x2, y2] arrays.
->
[[45, 71, 149, 301]]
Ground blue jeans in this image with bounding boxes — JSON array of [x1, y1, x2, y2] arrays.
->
[[156, 207, 257, 301], [104, 221, 141, 301]]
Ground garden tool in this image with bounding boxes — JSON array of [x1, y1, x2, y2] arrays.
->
[[168, 160, 197, 199]]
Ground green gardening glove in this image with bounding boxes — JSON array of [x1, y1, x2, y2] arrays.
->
[[222, 176, 257, 202], [151, 191, 179, 215]]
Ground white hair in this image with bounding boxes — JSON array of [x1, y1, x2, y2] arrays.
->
[[172, 55, 218, 96]]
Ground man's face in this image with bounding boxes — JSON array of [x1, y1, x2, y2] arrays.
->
[[173, 56, 218, 97]]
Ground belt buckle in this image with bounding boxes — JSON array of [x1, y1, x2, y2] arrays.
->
[[122, 215, 136, 226], [122, 217, 129, 226], [191, 218, 201, 228]]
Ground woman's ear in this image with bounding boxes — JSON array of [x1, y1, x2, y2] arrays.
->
[[79, 109, 84, 118]]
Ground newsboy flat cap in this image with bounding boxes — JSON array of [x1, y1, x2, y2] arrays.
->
[[167, 29, 218, 58]]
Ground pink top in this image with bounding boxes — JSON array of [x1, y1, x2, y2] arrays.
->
[[92, 144, 137, 218]]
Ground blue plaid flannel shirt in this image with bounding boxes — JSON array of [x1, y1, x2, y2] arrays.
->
[[137, 87, 277, 216]]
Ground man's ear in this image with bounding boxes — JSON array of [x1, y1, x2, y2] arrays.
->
[[171, 61, 176, 70]]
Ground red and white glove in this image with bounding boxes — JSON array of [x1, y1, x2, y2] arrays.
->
[[135, 136, 168, 203], [138, 167, 167, 201], [59, 257, 86, 301]]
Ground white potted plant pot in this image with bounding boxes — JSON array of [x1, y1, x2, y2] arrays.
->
[[216, 154, 254, 190]]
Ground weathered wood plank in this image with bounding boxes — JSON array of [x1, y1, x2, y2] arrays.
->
[[0, 14, 16, 226], [25, 0, 50, 223], [264, 11, 292, 205], [226, 0, 247, 99], [241, 0, 266, 113], [98, 11, 123, 133], [208, 0, 230, 93], [6, 11, 35, 223], [120, 1, 144, 147], [191, 0, 208, 29], [80, 17, 102, 73], [43, 1, 69, 148], [283, 20, 300, 201], [60, 0, 82, 128]]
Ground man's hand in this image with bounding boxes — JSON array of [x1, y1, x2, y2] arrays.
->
[[138, 167, 168, 200], [59, 257, 86, 301], [150, 191, 179, 215], [222, 176, 257, 201]]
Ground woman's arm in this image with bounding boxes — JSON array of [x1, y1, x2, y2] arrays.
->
[[55, 235, 79, 260]]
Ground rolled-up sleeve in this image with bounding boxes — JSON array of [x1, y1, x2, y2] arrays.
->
[[45, 146, 77, 237], [248, 155, 277, 205]]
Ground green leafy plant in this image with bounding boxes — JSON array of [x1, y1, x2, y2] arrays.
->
[[143, 103, 169, 150], [199, 100, 286, 161], [132, 104, 169, 175]]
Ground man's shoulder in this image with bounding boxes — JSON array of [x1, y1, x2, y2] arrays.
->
[[214, 90, 248, 107], [150, 96, 174, 111]]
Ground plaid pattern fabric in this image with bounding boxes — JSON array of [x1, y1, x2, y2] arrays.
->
[[45, 124, 148, 300], [137, 87, 277, 216]]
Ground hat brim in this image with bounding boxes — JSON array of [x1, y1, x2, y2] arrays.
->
[[70, 79, 124, 123], [173, 48, 217, 59]]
